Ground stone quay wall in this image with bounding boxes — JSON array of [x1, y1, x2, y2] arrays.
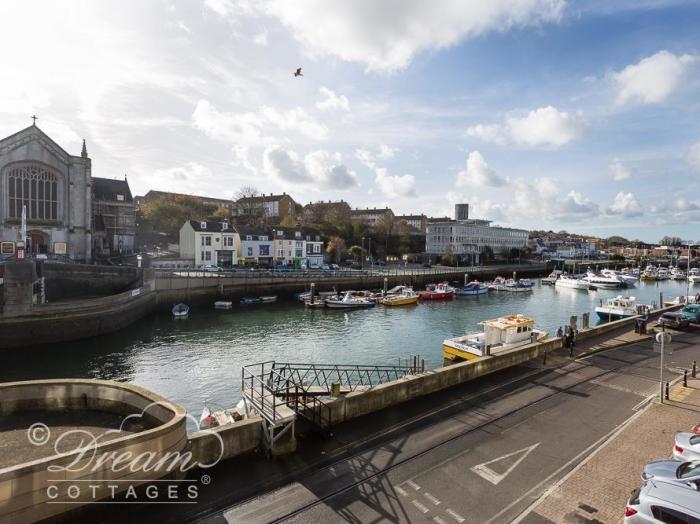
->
[[39, 261, 143, 301]]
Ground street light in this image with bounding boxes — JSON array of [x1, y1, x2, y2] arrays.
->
[[683, 239, 695, 302]]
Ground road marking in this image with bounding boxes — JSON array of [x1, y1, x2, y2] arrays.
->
[[406, 480, 421, 491], [501, 402, 651, 524], [470, 443, 540, 485], [412, 499, 429, 514], [395, 486, 408, 497], [423, 492, 441, 505], [433, 517, 447, 524], [446, 508, 465, 522]]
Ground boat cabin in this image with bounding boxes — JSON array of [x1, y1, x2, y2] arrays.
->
[[482, 315, 537, 348]]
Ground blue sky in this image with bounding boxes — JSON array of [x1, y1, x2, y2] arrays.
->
[[1, 0, 699, 242]]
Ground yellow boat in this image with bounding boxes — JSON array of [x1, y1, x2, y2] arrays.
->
[[381, 289, 419, 306], [443, 315, 547, 363]]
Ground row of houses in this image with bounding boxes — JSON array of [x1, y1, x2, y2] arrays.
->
[[177, 221, 324, 268]]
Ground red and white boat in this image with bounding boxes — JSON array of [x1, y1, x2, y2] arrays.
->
[[418, 282, 455, 300]]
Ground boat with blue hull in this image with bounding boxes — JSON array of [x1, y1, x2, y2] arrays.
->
[[455, 281, 488, 296], [594, 295, 648, 320]]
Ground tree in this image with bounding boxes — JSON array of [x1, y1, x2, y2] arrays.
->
[[280, 215, 297, 227], [234, 186, 264, 226], [140, 195, 218, 241], [660, 236, 683, 247], [348, 245, 363, 261], [326, 236, 347, 264]]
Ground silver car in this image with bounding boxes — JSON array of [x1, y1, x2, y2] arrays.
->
[[624, 480, 700, 523], [642, 460, 700, 487], [674, 433, 700, 463]]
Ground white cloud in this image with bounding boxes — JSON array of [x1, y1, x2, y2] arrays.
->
[[456, 151, 506, 188], [467, 106, 584, 147], [466, 123, 506, 145], [606, 191, 643, 217], [609, 159, 631, 181], [355, 148, 377, 169], [378, 143, 398, 159], [316, 87, 350, 111], [375, 167, 416, 198], [687, 141, 700, 175], [506, 106, 584, 147], [192, 100, 329, 145], [611, 50, 696, 105], [505, 177, 599, 223], [253, 29, 268, 46], [210, 0, 564, 72], [262, 146, 357, 189]]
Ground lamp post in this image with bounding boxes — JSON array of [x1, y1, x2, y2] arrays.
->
[[683, 240, 695, 302], [361, 237, 365, 270], [368, 237, 373, 271]]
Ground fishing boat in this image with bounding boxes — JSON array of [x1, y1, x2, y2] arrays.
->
[[172, 303, 189, 318], [583, 270, 622, 289], [554, 274, 590, 291], [240, 297, 262, 305], [325, 290, 376, 309], [418, 282, 455, 300], [594, 295, 647, 320], [455, 281, 488, 296], [260, 295, 278, 303], [503, 279, 533, 292], [214, 301, 233, 310], [443, 315, 547, 362], [381, 289, 419, 306]]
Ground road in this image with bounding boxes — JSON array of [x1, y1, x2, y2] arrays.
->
[[208, 326, 700, 524]]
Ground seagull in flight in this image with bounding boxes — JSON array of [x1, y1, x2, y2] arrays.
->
[[294, 67, 303, 77]]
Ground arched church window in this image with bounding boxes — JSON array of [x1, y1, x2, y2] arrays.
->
[[6, 163, 59, 221]]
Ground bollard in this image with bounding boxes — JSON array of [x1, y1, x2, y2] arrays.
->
[[383, 277, 388, 296], [421, 359, 426, 373], [665, 381, 670, 400], [693, 360, 697, 378], [310, 282, 316, 305], [684, 369, 688, 388]]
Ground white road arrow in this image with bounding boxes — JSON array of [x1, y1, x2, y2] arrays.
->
[[470, 443, 540, 485]]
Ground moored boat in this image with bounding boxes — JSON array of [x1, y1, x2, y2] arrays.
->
[[554, 274, 589, 291], [443, 314, 547, 362], [503, 279, 533, 292], [487, 276, 508, 291], [172, 303, 189, 318], [455, 281, 488, 296], [214, 301, 233, 310], [595, 295, 648, 320], [325, 290, 376, 309], [260, 295, 278, 303], [583, 270, 623, 289], [418, 282, 455, 300], [541, 271, 562, 285], [381, 289, 419, 306], [240, 297, 262, 305], [689, 268, 700, 283]]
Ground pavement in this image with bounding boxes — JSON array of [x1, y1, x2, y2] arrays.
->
[[517, 378, 700, 524], [93, 323, 700, 524]]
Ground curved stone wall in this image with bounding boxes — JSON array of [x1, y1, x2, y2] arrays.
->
[[0, 379, 187, 523]]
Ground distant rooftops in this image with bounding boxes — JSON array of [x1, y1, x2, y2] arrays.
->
[[188, 220, 237, 233]]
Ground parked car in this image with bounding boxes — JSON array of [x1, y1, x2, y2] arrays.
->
[[200, 264, 222, 272], [624, 481, 700, 523], [673, 432, 700, 462], [330, 264, 340, 270], [680, 304, 700, 323], [321, 264, 330, 270], [641, 460, 700, 486], [657, 312, 691, 330]]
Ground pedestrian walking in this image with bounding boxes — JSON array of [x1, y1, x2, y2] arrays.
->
[[556, 326, 563, 338]]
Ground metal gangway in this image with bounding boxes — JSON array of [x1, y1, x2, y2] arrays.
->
[[242, 358, 423, 453]]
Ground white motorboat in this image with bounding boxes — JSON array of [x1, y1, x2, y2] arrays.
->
[[260, 295, 278, 303], [555, 274, 590, 290], [689, 268, 700, 283], [325, 290, 376, 309], [601, 269, 637, 287], [503, 279, 533, 292], [595, 295, 648, 320], [172, 303, 189, 318], [214, 301, 232, 310], [541, 270, 562, 285], [657, 267, 670, 280], [443, 315, 547, 361], [584, 270, 622, 289], [670, 267, 686, 281]]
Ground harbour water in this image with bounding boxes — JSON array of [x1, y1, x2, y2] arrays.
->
[[2, 279, 696, 416]]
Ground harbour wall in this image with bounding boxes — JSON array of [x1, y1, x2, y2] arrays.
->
[[0, 285, 156, 349], [153, 263, 550, 306], [38, 262, 143, 301]]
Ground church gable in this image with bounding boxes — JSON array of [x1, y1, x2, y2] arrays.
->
[[0, 125, 74, 167]]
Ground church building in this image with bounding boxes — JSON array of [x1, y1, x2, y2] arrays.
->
[[0, 122, 93, 261]]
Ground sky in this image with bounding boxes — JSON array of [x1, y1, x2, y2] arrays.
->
[[1, 0, 699, 243]]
